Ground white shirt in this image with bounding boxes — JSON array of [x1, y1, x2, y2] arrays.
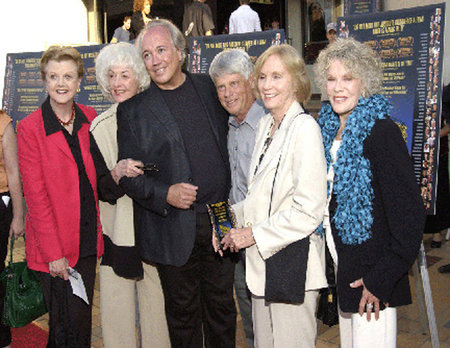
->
[[229, 4, 262, 34]]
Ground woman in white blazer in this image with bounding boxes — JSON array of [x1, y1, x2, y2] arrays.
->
[[219, 44, 327, 347]]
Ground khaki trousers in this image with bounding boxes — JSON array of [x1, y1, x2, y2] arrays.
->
[[100, 263, 170, 348], [252, 290, 319, 348]]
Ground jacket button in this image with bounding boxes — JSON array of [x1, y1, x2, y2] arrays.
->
[[188, 177, 193, 183], [246, 222, 252, 227]]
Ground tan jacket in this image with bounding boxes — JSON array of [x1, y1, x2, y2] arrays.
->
[[233, 101, 327, 296]]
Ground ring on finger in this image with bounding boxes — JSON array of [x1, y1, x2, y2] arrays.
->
[[366, 303, 373, 310]]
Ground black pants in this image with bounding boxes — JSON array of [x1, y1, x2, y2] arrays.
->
[[0, 196, 12, 346], [39, 255, 97, 348], [157, 213, 236, 348]]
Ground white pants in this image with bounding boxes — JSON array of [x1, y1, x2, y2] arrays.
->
[[252, 290, 319, 348], [339, 306, 397, 348], [99, 263, 171, 348]]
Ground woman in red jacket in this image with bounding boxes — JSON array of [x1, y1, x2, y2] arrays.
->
[[17, 45, 103, 347]]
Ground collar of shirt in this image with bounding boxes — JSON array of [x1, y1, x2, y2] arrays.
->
[[229, 100, 266, 130], [42, 96, 89, 136]]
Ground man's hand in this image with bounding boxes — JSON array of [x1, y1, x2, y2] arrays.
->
[[167, 183, 198, 209]]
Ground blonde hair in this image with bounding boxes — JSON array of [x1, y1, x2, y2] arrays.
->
[[40, 45, 84, 80], [314, 37, 383, 97], [254, 44, 311, 103]]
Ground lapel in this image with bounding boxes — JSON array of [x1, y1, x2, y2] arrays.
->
[[249, 101, 305, 183], [141, 82, 187, 152]]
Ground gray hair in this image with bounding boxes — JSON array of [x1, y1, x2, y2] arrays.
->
[[209, 49, 254, 84], [314, 37, 383, 98], [135, 18, 186, 66], [95, 42, 150, 102]]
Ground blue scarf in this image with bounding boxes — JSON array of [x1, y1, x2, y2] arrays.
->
[[317, 94, 390, 245]]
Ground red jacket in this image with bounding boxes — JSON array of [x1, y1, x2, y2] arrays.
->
[[17, 102, 103, 273]]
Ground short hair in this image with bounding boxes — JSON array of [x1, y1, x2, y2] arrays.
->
[[95, 42, 150, 102], [135, 19, 186, 66], [209, 49, 254, 84], [124, 16, 131, 22], [40, 45, 84, 80], [314, 37, 383, 97], [133, 0, 152, 12], [240, 0, 250, 4], [253, 44, 311, 103]]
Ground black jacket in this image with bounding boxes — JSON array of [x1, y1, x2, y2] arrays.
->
[[116, 72, 229, 266], [330, 118, 425, 313]]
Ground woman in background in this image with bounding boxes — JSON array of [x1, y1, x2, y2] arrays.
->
[[0, 110, 24, 348], [315, 38, 425, 347], [17, 45, 103, 347], [92, 42, 170, 348], [130, 0, 153, 40]]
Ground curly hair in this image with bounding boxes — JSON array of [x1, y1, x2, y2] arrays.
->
[[133, 0, 152, 12], [209, 49, 254, 84], [40, 45, 84, 80], [135, 19, 186, 66], [314, 37, 383, 98], [95, 42, 150, 102], [254, 44, 311, 103]]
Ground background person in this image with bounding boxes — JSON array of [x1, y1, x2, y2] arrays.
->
[[182, 0, 215, 38], [326, 22, 337, 44], [229, 0, 262, 34], [209, 49, 267, 348], [111, 16, 131, 43], [17, 45, 104, 347], [0, 109, 24, 348], [92, 42, 170, 348], [117, 19, 236, 347], [130, 0, 152, 40], [314, 38, 425, 347], [220, 44, 327, 347]]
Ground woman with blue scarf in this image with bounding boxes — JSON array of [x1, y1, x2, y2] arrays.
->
[[314, 38, 425, 347]]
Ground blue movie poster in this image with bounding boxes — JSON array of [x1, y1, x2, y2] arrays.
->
[[189, 30, 285, 74], [338, 3, 445, 212], [2, 44, 112, 127]]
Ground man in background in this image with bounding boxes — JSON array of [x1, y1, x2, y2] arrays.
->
[[229, 0, 262, 34], [209, 49, 267, 348], [326, 22, 337, 44], [183, 0, 215, 38], [111, 16, 131, 43]]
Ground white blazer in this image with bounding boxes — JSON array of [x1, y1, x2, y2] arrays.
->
[[233, 101, 327, 297]]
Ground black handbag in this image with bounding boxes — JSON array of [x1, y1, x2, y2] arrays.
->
[[0, 237, 47, 328], [316, 242, 339, 326]]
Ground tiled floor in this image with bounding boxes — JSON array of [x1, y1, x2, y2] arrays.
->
[[11, 233, 450, 347]]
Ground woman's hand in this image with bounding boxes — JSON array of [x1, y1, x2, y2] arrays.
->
[[9, 215, 24, 239], [49, 257, 69, 280], [212, 228, 223, 256], [350, 278, 384, 321], [222, 227, 255, 252], [111, 159, 144, 184]]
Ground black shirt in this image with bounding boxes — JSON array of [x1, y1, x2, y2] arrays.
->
[[160, 76, 228, 213]]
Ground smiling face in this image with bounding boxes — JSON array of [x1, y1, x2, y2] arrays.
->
[[257, 54, 296, 118], [44, 59, 81, 108], [215, 73, 254, 123], [141, 26, 184, 90], [143, 0, 151, 15], [326, 59, 363, 119], [108, 65, 141, 103]]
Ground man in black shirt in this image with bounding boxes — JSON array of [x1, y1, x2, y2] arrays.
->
[[116, 19, 235, 348], [183, 0, 215, 38]]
